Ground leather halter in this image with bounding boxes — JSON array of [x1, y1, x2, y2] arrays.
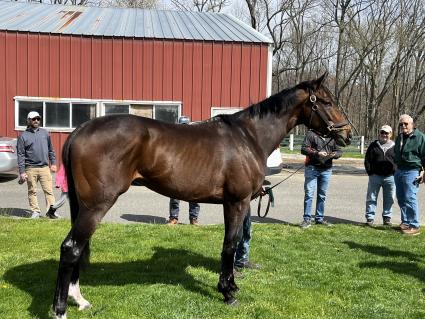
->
[[308, 93, 350, 137]]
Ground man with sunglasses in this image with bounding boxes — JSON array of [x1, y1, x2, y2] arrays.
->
[[394, 114, 425, 236], [17, 111, 58, 219], [364, 125, 396, 227]]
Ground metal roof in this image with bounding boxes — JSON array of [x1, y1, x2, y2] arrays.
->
[[0, 1, 272, 43]]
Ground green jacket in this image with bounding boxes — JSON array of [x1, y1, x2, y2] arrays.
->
[[394, 128, 425, 170]]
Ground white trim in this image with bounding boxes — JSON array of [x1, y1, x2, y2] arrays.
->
[[211, 107, 243, 117], [266, 44, 273, 97], [14, 96, 182, 105]]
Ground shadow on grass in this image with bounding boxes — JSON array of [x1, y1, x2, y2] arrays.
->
[[253, 216, 364, 226], [344, 241, 425, 284], [359, 261, 425, 286], [3, 246, 220, 318], [120, 214, 167, 224], [344, 241, 425, 261]]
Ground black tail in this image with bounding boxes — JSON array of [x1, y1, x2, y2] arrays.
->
[[62, 131, 90, 270]]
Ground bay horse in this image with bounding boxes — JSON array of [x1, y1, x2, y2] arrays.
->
[[52, 73, 351, 318]]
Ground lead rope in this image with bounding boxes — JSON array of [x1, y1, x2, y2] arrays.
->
[[257, 137, 334, 218]]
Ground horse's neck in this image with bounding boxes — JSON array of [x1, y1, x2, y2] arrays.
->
[[242, 95, 303, 158]]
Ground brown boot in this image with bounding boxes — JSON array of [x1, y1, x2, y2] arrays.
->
[[190, 218, 200, 226], [399, 223, 410, 231], [402, 227, 421, 236], [167, 217, 178, 225]]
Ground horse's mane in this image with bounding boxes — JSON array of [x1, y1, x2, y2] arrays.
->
[[209, 79, 314, 126]]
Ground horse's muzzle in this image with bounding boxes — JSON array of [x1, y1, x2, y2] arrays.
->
[[334, 130, 352, 147]]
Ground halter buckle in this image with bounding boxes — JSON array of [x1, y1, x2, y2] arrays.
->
[[310, 95, 317, 103]]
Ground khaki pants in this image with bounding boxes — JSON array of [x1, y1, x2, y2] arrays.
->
[[26, 166, 55, 213]]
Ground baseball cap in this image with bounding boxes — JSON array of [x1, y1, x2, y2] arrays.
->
[[27, 111, 41, 119], [380, 125, 392, 133]]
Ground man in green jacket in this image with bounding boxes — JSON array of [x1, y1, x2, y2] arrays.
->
[[394, 114, 425, 236]]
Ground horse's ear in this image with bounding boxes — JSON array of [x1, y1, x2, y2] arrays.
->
[[314, 71, 328, 89]]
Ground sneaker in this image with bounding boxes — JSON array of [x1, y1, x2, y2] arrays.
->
[[402, 227, 421, 236], [315, 219, 332, 226], [383, 217, 392, 226], [30, 211, 40, 219], [365, 219, 374, 227], [300, 219, 311, 229], [167, 217, 178, 225], [399, 223, 410, 231], [46, 211, 60, 219], [46, 206, 59, 219], [189, 218, 199, 226]]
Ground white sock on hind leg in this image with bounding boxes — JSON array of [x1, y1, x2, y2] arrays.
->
[[68, 280, 91, 311]]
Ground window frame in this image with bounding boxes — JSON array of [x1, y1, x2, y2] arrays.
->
[[14, 97, 182, 131]]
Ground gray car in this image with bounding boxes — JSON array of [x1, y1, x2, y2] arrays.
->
[[0, 137, 18, 174]]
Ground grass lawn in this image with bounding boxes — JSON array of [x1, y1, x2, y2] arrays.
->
[[1, 217, 425, 319]]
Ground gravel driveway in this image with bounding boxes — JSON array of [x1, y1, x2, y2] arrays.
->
[[1, 155, 425, 227]]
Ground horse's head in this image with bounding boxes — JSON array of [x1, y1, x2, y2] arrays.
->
[[300, 72, 352, 146]]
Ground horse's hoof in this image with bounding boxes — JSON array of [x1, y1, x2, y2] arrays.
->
[[49, 309, 67, 319], [78, 301, 91, 311], [225, 298, 239, 306]]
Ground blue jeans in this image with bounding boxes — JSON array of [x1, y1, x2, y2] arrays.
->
[[365, 174, 395, 221], [169, 198, 200, 219], [235, 210, 251, 267], [303, 165, 332, 222], [395, 169, 420, 228]]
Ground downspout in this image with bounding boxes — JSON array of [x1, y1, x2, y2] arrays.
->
[[266, 44, 273, 98]]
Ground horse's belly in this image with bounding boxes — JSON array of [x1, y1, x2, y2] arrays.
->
[[133, 175, 225, 204]]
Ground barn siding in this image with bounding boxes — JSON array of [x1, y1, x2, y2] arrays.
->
[[0, 30, 269, 163], [0, 33, 6, 128]]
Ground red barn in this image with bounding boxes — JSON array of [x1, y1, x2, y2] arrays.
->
[[0, 1, 272, 163]]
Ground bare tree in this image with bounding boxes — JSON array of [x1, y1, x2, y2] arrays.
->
[[170, 0, 229, 12]]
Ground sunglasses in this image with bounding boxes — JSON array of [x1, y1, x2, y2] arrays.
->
[[380, 131, 390, 135], [31, 117, 41, 122], [399, 122, 410, 126]]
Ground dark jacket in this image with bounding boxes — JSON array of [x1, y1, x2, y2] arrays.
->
[[364, 140, 396, 176], [17, 127, 56, 174], [394, 128, 425, 171], [301, 130, 342, 169]]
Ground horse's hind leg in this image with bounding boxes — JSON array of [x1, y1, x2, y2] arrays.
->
[[52, 229, 86, 319], [218, 198, 250, 305], [52, 204, 111, 319], [68, 268, 91, 310]]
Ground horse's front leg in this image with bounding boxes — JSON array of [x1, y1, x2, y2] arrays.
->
[[218, 198, 250, 305]]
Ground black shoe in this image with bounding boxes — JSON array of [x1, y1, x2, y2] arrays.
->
[[300, 219, 311, 229], [383, 217, 392, 226], [46, 206, 59, 219], [315, 219, 332, 226]]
